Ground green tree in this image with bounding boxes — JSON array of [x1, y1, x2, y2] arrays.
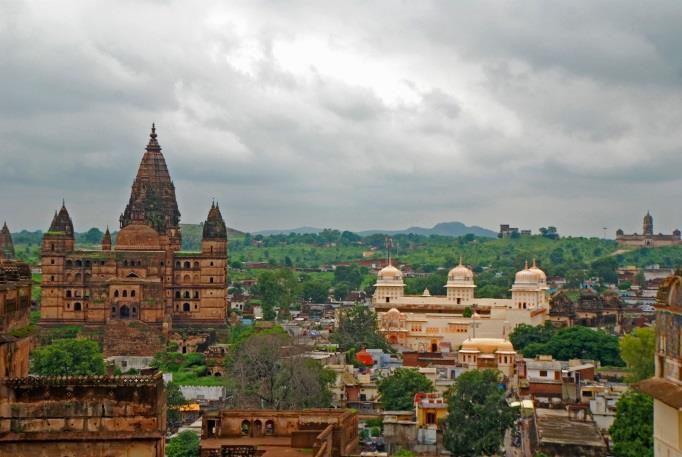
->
[[443, 370, 517, 456], [609, 391, 653, 457], [225, 332, 333, 409], [302, 276, 331, 303], [619, 327, 655, 382], [462, 307, 473, 318], [378, 368, 433, 411], [166, 430, 200, 457], [31, 339, 105, 376], [331, 304, 390, 351], [254, 269, 302, 320], [166, 382, 188, 429], [518, 326, 624, 367], [509, 322, 555, 352]]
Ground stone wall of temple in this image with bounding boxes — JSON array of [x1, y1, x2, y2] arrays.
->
[[0, 374, 166, 457]]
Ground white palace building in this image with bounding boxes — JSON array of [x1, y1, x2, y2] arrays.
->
[[373, 260, 549, 352]]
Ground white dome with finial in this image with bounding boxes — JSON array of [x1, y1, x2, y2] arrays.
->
[[448, 257, 474, 285], [514, 261, 539, 286], [528, 259, 547, 283], [378, 264, 403, 281]]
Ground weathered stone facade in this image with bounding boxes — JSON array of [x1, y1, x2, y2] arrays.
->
[[0, 237, 167, 457], [0, 255, 33, 379], [0, 374, 166, 457], [636, 272, 682, 457], [40, 125, 228, 328], [200, 409, 359, 457]]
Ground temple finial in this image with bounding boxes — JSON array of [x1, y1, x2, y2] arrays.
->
[[524, 259, 528, 269], [459, 256, 463, 266], [532, 258, 537, 268]]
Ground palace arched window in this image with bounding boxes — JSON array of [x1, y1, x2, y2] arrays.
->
[[184, 261, 190, 269], [66, 290, 72, 298], [114, 290, 119, 298], [131, 290, 136, 298], [122, 290, 128, 297], [175, 291, 181, 299], [74, 302, 82, 311], [193, 261, 200, 268], [183, 303, 190, 312]]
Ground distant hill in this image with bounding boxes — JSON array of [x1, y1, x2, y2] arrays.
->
[[253, 222, 496, 238], [253, 226, 325, 236], [359, 222, 497, 238]]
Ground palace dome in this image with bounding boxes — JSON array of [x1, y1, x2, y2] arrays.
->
[[378, 264, 403, 281], [461, 338, 515, 354], [528, 260, 547, 283], [115, 223, 161, 251], [448, 262, 474, 283], [514, 265, 538, 285]]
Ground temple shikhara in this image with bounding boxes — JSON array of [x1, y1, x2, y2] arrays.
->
[[40, 125, 228, 327]]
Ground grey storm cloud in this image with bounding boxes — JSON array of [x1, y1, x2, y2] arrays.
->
[[1, 0, 682, 236]]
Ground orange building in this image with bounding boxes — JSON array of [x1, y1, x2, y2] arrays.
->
[[40, 125, 228, 328]]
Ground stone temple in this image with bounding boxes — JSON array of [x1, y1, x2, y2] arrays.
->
[[40, 125, 228, 328]]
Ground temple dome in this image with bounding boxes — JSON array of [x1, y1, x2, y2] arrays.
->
[[115, 223, 161, 251]]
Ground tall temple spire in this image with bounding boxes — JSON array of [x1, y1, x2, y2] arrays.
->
[[120, 124, 181, 233], [49, 201, 74, 237], [146, 123, 161, 152], [102, 226, 112, 251], [0, 221, 15, 259], [202, 200, 227, 240]]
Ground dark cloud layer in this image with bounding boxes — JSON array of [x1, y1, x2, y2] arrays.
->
[[2, 0, 682, 236]]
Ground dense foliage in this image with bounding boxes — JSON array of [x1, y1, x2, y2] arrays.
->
[[253, 268, 301, 319], [510, 324, 624, 366], [609, 391, 653, 457], [331, 304, 391, 352], [443, 370, 517, 456], [166, 430, 200, 457], [619, 327, 656, 382], [225, 331, 334, 409], [31, 339, 105, 376], [166, 382, 188, 430], [150, 350, 222, 386], [378, 368, 434, 411]]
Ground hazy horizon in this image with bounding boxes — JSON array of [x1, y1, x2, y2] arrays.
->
[[3, 1, 682, 237]]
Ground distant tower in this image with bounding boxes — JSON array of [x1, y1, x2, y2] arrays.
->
[[101, 226, 112, 251], [0, 222, 16, 260], [643, 211, 653, 237]]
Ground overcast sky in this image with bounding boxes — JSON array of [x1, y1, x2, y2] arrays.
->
[[2, 1, 682, 236]]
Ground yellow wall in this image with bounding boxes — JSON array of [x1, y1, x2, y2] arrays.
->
[[654, 399, 682, 457]]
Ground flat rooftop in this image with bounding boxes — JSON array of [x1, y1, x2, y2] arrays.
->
[[535, 408, 606, 449]]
